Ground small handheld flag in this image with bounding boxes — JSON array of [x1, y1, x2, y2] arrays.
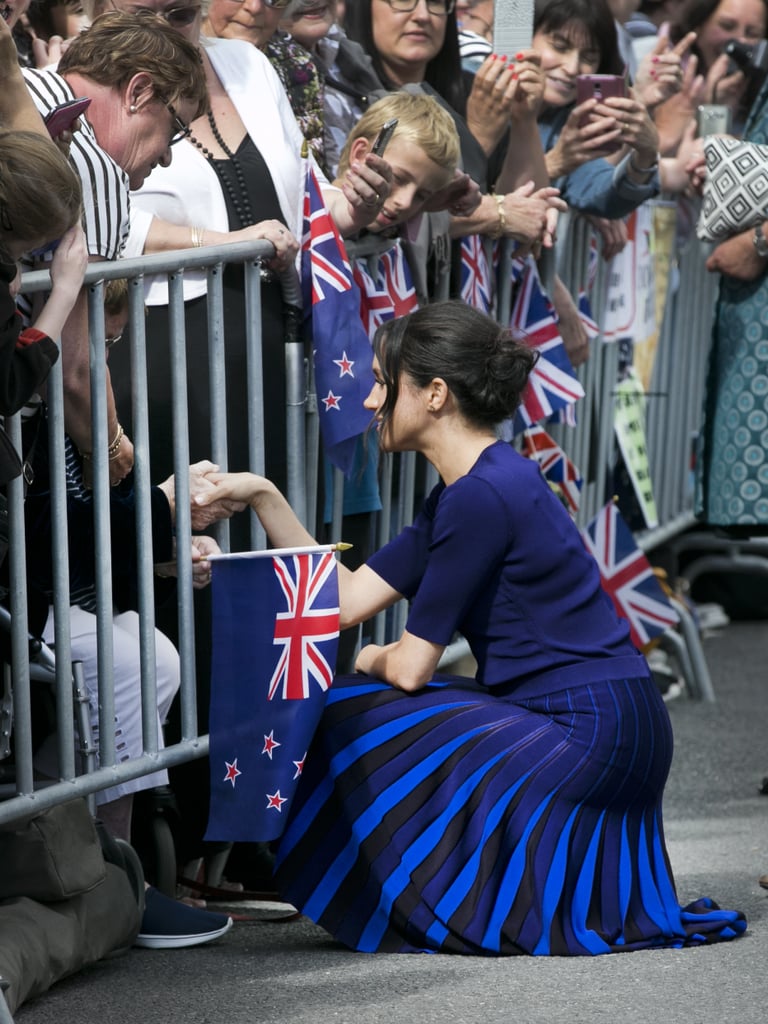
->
[[206, 548, 340, 843], [302, 164, 374, 474], [522, 425, 583, 515]]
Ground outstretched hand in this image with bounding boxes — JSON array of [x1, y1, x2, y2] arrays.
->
[[634, 30, 696, 111], [187, 463, 248, 530]]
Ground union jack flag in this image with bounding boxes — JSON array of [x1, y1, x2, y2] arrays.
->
[[206, 549, 340, 842], [302, 164, 374, 473], [580, 503, 679, 650], [521, 425, 583, 515], [269, 553, 338, 699], [352, 259, 394, 338], [377, 240, 419, 318], [459, 234, 493, 313], [510, 259, 584, 433]]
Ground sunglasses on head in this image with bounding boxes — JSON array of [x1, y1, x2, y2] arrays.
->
[[119, 2, 202, 27]]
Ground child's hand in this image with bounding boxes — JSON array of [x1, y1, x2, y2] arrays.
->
[[49, 224, 88, 299]]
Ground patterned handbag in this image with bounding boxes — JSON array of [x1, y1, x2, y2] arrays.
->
[[696, 135, 768, 241]]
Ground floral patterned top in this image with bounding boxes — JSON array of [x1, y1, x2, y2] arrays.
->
[[264, 31, 326, 173]]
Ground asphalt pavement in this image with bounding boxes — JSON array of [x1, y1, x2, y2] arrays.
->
[[14, 619, 768, 1024]]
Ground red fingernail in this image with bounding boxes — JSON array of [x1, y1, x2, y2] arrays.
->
[[491, 52, 498, 59], [500, 54, 507, 61], [515, 52, 525, 60], [510, 71, 517, 78], [650, 69, 656, 77]]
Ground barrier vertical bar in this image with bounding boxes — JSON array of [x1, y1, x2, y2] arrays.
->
[[244, 260, 267, 549], [88, 281, 117, 769], [127, 274, 160, 757], [168, 270, 197, 740], [5, 414, 33, 796], [206, 262, 231, 553], [45, 346, 76, 783]]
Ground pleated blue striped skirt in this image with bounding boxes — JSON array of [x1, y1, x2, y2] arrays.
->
[[274, 673, 746, 955]]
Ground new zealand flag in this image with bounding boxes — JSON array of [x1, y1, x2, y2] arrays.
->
[[206, 549, 340, 843], [302, 165, 374, 474]]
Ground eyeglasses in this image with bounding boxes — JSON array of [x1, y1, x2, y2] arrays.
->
[[112, 2, 202, 27], [381, 0, 456, 15], [156, 4, 201, 27], [166, 103, 192, 146]]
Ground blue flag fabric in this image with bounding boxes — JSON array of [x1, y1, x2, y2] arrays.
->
[[302, 165, 374, 474], [206, 550, 340, 843]]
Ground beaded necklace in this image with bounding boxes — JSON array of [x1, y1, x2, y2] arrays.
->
[[188, 110, 255, 229]]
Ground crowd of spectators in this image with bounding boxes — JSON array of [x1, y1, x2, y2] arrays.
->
[[2, 0, 768, 958]]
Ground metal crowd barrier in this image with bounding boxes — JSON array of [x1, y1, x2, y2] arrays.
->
[[1, 210, 716, 827]]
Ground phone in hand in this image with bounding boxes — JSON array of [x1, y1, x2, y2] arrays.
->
[[696, 104, 732, 136], [44, 97, 92, 139], [576, 74, 628, 154], [370, 118, 398, 158]]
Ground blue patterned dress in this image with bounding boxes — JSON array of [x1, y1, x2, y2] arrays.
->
[[696, 78, 768, 525], [275, 443, 746, 954]]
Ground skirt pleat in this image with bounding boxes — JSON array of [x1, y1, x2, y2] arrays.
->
[[274, 672, 746, 955]]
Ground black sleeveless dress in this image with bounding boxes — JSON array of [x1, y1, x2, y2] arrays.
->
[[114, 135, 290, 551]]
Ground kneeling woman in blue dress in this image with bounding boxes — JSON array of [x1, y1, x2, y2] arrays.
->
[[195, 301, 745, 956]]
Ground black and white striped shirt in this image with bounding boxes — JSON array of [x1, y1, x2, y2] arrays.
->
[[22, 69, 130, 261]]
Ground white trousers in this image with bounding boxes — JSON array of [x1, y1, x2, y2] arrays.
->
[[35, 606, 180, 805]]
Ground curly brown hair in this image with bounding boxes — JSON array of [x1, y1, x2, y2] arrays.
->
[[59, 10, 208, 120]]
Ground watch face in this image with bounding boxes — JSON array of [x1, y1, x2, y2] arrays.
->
[[755, 226, 768, 256]]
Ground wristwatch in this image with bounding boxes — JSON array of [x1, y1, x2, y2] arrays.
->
[[753, 223, 768, 257]]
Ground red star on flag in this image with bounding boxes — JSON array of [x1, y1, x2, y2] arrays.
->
[[262, 730, 281, 759], [322, 390, 341, 412], [334, 351, 354, 377], [223, 759, 241, 788], [266, 790, 288, 812], [293, 752, 306, 780]]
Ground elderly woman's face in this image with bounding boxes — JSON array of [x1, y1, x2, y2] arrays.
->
[[102, 0, 204, 44], [283, 0, 337, 50], [203, 0, 284, 47], [113, 92, 199, 189]]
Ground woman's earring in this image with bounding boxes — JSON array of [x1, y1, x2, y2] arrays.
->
[[129, 104, 137, 113]]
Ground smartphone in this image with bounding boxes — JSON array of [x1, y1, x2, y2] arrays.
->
[[576, 74, 628, 154], [576, 74, 628, 105], [44, 96, 91, 139], [492, 0, 533, 56], [370, 118, 398, 158], [697, 104, 732, 136]]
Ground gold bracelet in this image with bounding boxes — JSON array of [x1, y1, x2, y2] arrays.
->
[[190, 225, 205, 248], [491, 194, 506, 239], [107, 423, 124, 459]]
